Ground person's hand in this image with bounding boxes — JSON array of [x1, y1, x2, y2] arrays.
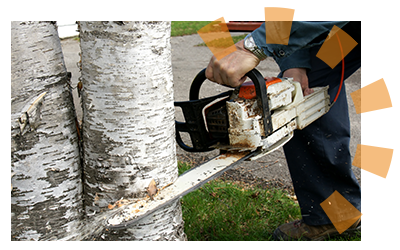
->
[[282, 68, 314, 96], [205, 40, 261, 88]]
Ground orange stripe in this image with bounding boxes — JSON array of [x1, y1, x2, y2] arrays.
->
[[238, 77, 282, 99]]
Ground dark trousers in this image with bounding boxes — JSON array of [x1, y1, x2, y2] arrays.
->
[[280, 22, 361, 225]]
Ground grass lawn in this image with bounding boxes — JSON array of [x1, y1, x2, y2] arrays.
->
[[178, 162, 361, 241], [171, 21, 247, 46], [171, 21, 211, 37]]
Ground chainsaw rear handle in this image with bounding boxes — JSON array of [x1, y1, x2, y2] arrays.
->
[[175, 90, 231, 152], [174, 68, 272, 152]]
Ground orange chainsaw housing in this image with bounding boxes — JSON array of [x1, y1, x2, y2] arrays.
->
[[238, 77, 282, 99]]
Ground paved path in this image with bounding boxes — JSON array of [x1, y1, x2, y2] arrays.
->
[[61, 33, 361, 192]]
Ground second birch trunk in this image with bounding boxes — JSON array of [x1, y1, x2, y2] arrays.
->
[[79, 21, 186, 240]]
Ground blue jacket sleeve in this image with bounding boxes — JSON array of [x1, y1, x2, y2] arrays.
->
[[251, 21, 349, 71], [277, 47, 312, 73]]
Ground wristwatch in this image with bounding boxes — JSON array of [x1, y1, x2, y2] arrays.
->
[[243, 33, 268, 60]]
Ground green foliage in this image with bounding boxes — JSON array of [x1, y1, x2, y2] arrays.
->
[[171, 21, 211, 37], [177, 161, 361, 241], [178, 162, 301, 240]]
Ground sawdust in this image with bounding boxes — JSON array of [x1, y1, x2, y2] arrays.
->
[[215, 151, 249, 160], [106, 181, 178, 227]]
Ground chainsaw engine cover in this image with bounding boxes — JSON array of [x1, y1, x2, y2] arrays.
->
[[226, 78, 295, 150]]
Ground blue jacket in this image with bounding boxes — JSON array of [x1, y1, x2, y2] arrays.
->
[[251, 21, 349, 73]]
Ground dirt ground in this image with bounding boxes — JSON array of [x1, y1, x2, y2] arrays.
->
[[61, 32, 361, 193]]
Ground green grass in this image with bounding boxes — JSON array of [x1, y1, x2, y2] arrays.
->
[[171, 22, 247, 45], [171, 21, 211, 37], [178, 161, 361, 241], [178, 161, 300, 240]]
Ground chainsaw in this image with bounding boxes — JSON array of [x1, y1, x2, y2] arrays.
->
[[104, 68, 331, 229]]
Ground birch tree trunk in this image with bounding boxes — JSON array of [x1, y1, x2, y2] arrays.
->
[[79, 21, 186, 240], [11, 21, 83, 240]]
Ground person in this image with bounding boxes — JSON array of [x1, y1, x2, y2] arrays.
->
[[206, 21, 361, 240]]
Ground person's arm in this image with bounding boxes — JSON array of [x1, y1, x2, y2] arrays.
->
[[206, 21, 349, 88], [251, 21, 348, 64]]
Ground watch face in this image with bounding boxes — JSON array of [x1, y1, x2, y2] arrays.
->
[[244, 35, 255, 49]]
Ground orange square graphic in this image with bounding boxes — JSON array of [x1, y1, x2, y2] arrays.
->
[[353, 144, 393, 178], [316, 25, 358, 69], [264, 7, 295, 22], [320, 191, 362, 234], [264, 7, 294, 45], [350, 78, 392, 114], [197, 17, 237, 60], [264, 21, 293, 45]]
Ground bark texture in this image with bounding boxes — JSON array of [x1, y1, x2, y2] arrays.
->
[[79, 21, 186, 240], [11, 21, 83, 240]]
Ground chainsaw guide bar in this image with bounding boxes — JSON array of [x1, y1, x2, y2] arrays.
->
[[105, 150, 257, 229]]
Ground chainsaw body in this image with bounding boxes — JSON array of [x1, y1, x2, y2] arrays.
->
[[175, 68, 331, 159]]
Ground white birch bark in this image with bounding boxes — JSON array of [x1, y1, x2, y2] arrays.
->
[[11, 21, 83, 240], [79, 21, 186, 240]]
